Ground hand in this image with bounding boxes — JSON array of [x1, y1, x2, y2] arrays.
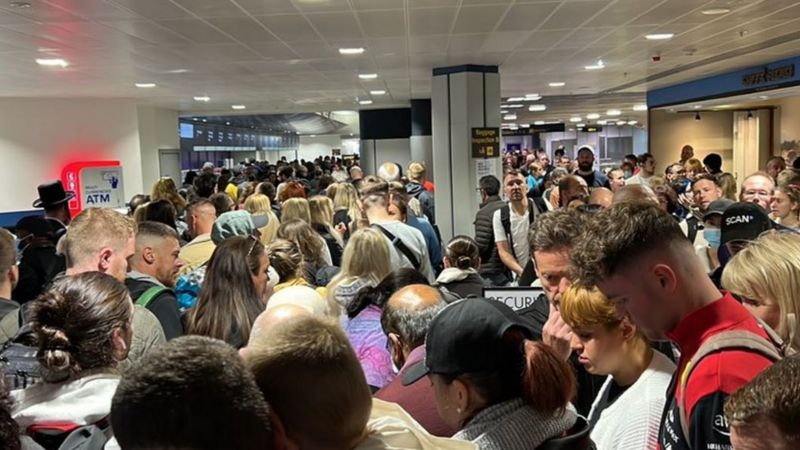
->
[[543, 302, 574, 361]]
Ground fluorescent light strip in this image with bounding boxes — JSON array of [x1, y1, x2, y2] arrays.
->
[[358, 73, 378, 80], [339, 47, 365, 55], [645, 33, 674, 40], [193, 96, 210, 102], [369, 90, 386, 95], [528, 104, 546, 112], [36, 58, 68, 67], [232, 105, 246, 110], [548, 82, 565, 87], [135, 83, 156, 88]]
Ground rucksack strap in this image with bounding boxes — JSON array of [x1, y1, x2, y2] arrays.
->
[[371, 224, 420, 268], [500, 202, 536, 261], [136, 285, 169, 309], [677, 330, 781, 447], [686, 216, 699, 244]]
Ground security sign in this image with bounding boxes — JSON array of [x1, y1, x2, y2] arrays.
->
[[472, 128, 500, 158]]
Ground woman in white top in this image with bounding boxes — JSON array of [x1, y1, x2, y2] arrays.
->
[[561, 285, 675, 450]]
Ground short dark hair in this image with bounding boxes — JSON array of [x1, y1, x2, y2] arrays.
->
[[278, 165, 294, 179], [703, 153, 723, 172], [693, 173, 720, 187], [529, 209, 587, 255], [570, 202, 688, 286], [135, 220, 179, 242], [193, 172, 216, 199], [665, 163, 683, 175], [209, 192, 234, 217], [724, 355, 800, 441], [111, 336, 274, 450], [503, 168, 523, 181], [257, 182, 276, 200], [479, 175, 500, 196], [637, 153, 654, 165], [554, 148, 565, 158]]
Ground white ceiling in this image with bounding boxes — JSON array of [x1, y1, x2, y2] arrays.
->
[[1, 0, 800, 124]]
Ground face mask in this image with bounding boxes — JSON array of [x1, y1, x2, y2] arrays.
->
[[705, 228, 721, 248]]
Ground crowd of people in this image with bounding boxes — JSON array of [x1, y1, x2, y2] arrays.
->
[[0, 145, 798, 450]]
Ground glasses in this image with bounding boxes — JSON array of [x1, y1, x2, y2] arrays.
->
[[246, 234, 260, 257]]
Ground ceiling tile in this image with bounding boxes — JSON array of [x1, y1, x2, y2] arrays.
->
[[154, 18, 236, 44], [628, 0, 707, 26], [102, 20, 192, 45], [519, 29, 570, 49], [357, 10, 406, 38], [409, 35, 448, 53], [452, 5, 506, 34], [350, 0, 400, 10], [496, 2, 560, 31], [448, 33, 488, 52], [409, 7, 457, 36], [408, 0, 460, 7], [41, 0, 141, 21], [256, 14, 319, 41], [237, 0, 297, 15], [292, 0, 351, 13], [206, 17, 278, 43], [584, 0, 665, 27], [286, 40, 337, 58], [552, 27, 614, 49], [539, 1, 611, 30], [306, 12, 362, 40], [108, 0, 193, 20], [247, 41, 299, 59]]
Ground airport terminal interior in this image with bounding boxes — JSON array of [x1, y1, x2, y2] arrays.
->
[[1, 1, 800, 449]]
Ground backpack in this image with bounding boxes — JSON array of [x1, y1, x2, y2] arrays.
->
[[371, 224, 420, 268], [135, 285, 170, 309], [24, 417, 111, 450], [676, 320, 786, 448], [174, 264, 207, 311], [0, 307, 41, 390], [686, 216, 699, 245], [500, 201, 538, 261]]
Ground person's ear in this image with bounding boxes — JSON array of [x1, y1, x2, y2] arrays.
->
[[269, 410, 299, 450], [98, 248, 114, 272], [8, 265, 19, 287], [111, 326, 129, 361], [143, 247, 155, 265], [651, 263, 677, 293], [442, 256, 450, 269], [619, 315, 637, 341], [388, 332, 404, 368], [453, 378, 471, 416]]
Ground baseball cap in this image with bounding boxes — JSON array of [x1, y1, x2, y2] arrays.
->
[[402, 298, 534, 386], [720, 202, 772, 246], [211, 210, 269, 244], [577, 146, 594, 156], [703, 198, 735, 221]]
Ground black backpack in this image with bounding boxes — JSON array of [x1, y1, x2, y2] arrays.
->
[[0, 307, 42, 390]]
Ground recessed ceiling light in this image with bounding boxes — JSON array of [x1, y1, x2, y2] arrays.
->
[[507, 97, 525, 102], [701, 8, 730, 15], [525, 93, 541, 101], [193, 96, 210, 102], [135, 82, 156, 88], [202, 119, 207, 123], [503, 114, 518, 121], [616, 120, 627, 126], [715, 104, 733, 109], [627, 120, 638, 125], [693, 104, 703, 109], [310, 134, 317, 138], [645, 33, 674, 40], [759, 95, 769, 100], [548, 82, 565, 87], [577, 123, 586, 127], [226, 122, 230, 126], [232, 105, 246, 110], [534, 120, 545, 125], [507, 104, 524, 108], [633, 104, 648, 111], [358, 100, 373, 105], [519, 124, 531, 128], [569, 117, 582, 123], [339, 47, 365, 55], [35, 58, 68, 67], [585, 59, 605, 70], [167, 69, 189, 74], [597, 120, 607, 125], [192, 118, 198, 121], [606, 109, 622, 116], [528, 104, 546, 112], [369, 90, 386, 95], [358, 73, 378, 80], [9, 1, 31, 7], [500, 110, 509, 114], [586, 113, 601, 120]]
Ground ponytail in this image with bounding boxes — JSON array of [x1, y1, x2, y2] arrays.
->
[[445, 235, 480, 270], [521, 340, 576, 416]]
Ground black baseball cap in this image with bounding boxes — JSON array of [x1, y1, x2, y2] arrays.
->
[[402, 298, 534, 386], [721, 202, 772, 246], [703, 198, 735, 221]]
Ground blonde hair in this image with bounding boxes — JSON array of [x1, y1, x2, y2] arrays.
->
[[327, 228, 391, 301], [560, 285, 621, 331], [245, 194, 280, 245], [718, 172, 738, 201], [63, 208, 136, 269], [245, 315, 371, 450], [281, 198, 311, 224], [722, 233, 800, 353], [309, 196, 343, 246], [332, 183, 362, 226], [151, 178, 187, 214]]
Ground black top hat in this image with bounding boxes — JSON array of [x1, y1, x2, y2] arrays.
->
[[32, 180, 75, 208]]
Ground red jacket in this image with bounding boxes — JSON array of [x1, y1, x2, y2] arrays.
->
[[658, 293, 774, 450]]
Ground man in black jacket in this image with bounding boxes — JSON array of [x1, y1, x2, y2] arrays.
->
[[125, 221, 185, 340], [473, 175, 507, 286]]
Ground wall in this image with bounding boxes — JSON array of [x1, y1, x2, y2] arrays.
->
[[649, 110, 734, 174], [776, 96, 800, 151], [360, 139, 411, 176], [0, 98, 143, 213], [137, 105, 179, 190], [297, 135, 341, 161]]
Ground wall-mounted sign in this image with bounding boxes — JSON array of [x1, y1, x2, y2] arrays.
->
[[502, 123, 566, 136], [482, 287, 544, 312], [742, 64, 795, 87], [472, 127, 500, 158], [332, 148, 341, 156], [60, 161, 124, 217], [577, 125, 603, 133]]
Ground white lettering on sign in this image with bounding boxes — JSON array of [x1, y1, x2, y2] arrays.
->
[[482, 287, 544, 311], [725, 215, 753, 226]]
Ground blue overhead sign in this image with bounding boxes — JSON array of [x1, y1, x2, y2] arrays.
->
[[647, 55, 800, 108]]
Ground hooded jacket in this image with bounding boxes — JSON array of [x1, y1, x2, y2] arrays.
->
[[406, 182, 435, 225]]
